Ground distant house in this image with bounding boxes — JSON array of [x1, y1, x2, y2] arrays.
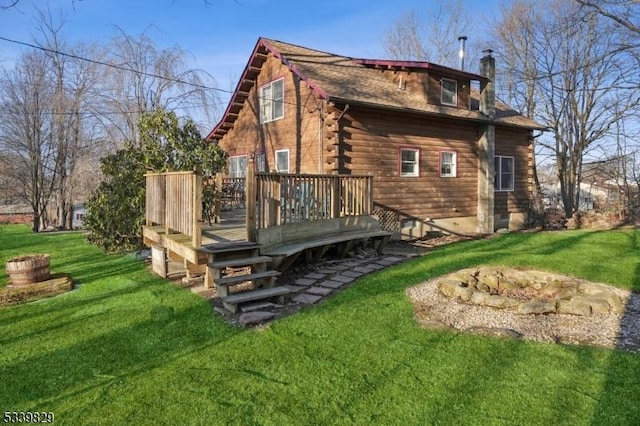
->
[[208, 38, 545, 236], [542, 182, 605, 212], [0, 204, 33, 225], [540, 158, 631, 213], [72, 204, 86, 229]]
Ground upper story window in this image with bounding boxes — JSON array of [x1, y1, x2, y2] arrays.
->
[[494, 155, 515, 191], [275, 149, 290, 173], [229, 155, 247, 178], [441, 78, 457, 106], [260, 78, 284, 123], [440, 151, 457, 177], [400, 147, 419, 177]]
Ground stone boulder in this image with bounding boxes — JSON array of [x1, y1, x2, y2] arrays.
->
[[434, 266, 625, 318], [557, 299, 592, 316], [518, 300, 556, 315], [438, 279, 473, 302]]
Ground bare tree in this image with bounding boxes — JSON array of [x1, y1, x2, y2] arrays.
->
[[493, 0, 638, 217], [0, 0, 20, 10], [382, 0, 476, 68], [97, 28, 220, 145], [575, 0, 640, 35], [31, 8, 101, 229], [0, 50, 57, 231]]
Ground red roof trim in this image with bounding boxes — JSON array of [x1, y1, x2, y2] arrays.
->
[[352, 58, 488, 82], [207, 38, 329, 141]]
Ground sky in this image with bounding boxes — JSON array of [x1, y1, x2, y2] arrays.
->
[[0, 0, 500, 127]]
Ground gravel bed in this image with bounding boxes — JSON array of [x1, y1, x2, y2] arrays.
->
[[407, 274, 640, 352]]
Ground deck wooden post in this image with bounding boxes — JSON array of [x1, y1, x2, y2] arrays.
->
[[192, 171, 202, 248], [330, 175, 341, 218], [367, 175, 374, 214], [246, 164, 257, 242], [214, 172, 223, 224]]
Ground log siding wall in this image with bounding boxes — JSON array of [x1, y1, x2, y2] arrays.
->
[[338, 105, 479, 220], [494, 127, 533, 217], [217, 54, 325, 174]]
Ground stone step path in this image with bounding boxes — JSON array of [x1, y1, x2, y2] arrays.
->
[[221, 255, 407, 326]]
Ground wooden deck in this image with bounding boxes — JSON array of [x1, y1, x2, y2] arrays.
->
[[143, 170, 390, 279], [143, 208, 246, 265]]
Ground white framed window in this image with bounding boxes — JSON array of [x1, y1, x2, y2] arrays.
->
[[440, 151, 457, 177], [260, 78, 284, 123], [441, 78, 457, 106], [275, 149, 290, 173], [229, 155, 247, 178], [400, 147, 419, 177], [494, 155, 515, 191]]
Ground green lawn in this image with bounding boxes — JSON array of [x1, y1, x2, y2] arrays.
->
[[1, 224, 639, 425]]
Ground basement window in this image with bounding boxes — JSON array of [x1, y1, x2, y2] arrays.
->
[[400, 148, 420, 177], [441, 78, 457, 106], [260, 78, 284, 123], [440, 151, 457, 177], [494, 156, 514, 191]]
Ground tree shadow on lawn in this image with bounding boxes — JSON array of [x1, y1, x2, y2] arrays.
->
[[0, 255, 147, 325], [326, 229, 640, 423], [0, 299, 240, 413], [590, 260, 640, 425]]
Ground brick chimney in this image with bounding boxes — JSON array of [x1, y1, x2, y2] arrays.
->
[[477, 49, 496, 234]]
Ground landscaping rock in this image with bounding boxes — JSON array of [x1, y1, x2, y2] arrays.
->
[[438, 279, 464, 298], [555, 287, 578, 300], [475, 282, 491, 293], [539, 280, 563, 298], [470, 291, 490, 305], [453, 285, 474, 302], [465, 326, 522, 339], [430, 266, 627, 320], [574, 296, 611, 314], [601, 292, 624, 314], [499, 279, 520, 291], [479, 273, 500, 291], [415, 317, 454, 330], [518, 300, 556, 315], [238, 311, 276, 326], [484, 295, 518, 309], [557, 299, 592, 316], [579, 282, 611, 295], [449, 271, 475, 285]]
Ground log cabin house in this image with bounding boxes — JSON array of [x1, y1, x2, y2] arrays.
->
[[208, 37, 545, 237]]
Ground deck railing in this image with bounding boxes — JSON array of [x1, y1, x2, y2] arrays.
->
[[145, 171, 202, 248], [250, 170, 374, 231], [145, 169, 374, 245]]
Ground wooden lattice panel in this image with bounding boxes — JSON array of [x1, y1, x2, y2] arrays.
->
[[373, 207, 400, 233]]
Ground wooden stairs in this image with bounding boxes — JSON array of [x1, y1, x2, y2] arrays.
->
[[200, 242, 289, 313]]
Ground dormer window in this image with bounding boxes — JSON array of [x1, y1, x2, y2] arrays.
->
[[441, 78, 457, 106], [260, 78, 284, 123]]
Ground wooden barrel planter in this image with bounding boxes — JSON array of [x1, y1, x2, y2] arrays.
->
[[5, 254, 51, 286]]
